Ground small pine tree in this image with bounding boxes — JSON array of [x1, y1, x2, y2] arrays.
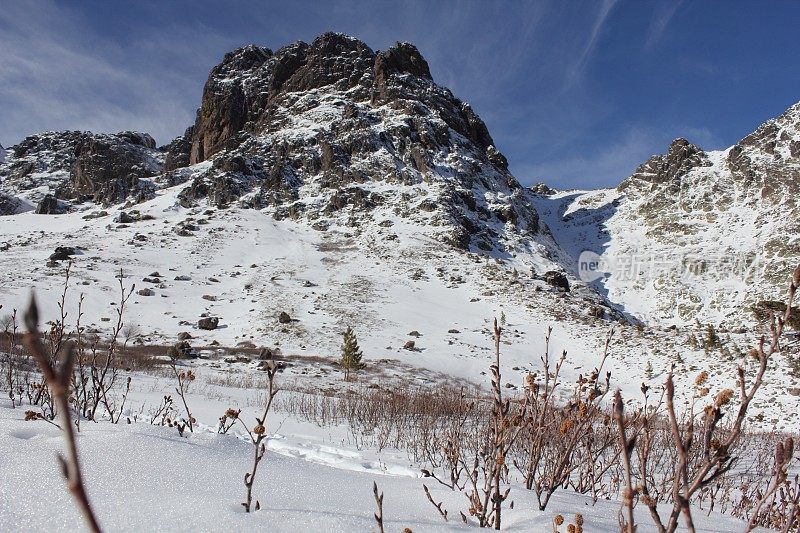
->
[[500, 311, 507, 326], [704, 324, 721, 351], [341, 326, 365, 381]]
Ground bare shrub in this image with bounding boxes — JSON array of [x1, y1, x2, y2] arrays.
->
[[515, 328, 615, 511], [239, 362, 278, 512], [22, 297, 102, 533], [617, 265, 800, 533]]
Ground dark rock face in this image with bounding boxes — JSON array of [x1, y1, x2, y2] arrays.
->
[[163, 127, 194, 171], [72, 133, 159, 204], [543, 270, 570, 292]]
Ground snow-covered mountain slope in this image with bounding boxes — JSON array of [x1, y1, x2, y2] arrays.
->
[[0, 33, 797, 429], [537, 102, 800, 328]]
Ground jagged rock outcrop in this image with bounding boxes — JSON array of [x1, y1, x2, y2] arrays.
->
[[0, 131, 163, 209], [173, 32, 541, 252], [0, 33, 547, 257], [163, 126, 194, 171]]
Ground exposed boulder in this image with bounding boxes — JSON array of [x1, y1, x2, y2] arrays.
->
[[198, 317, 220, 330], [36, 194, 61, 214], [49, 246, 77, 261], [543, 270, 570, 292]]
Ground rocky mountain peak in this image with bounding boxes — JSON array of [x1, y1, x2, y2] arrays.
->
[[168, 33, 537, 253], [0, 33, 543, 259], [375, 42, 432, 81], [619, 137, 710, 192]]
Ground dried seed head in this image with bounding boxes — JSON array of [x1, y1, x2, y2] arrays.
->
[[559, 419, 575, 434], [225, 408, 239, 419], [525, 373, 535, 389], [715, 388, 734, 407], [567, 524, 576, 533], [253, 424, 266, 435], [554, 515, 564, 526], [575, 513, 584, 526], [695, 371, 709, 387]]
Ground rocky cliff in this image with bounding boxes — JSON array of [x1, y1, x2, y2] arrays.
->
[[0, 33, 544, 259]]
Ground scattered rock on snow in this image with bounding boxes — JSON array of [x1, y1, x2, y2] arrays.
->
[[198, 317, 219, 330], [49, 246, 77, 261], [543, 270, 570, 292], [36, 194, 61, 215]]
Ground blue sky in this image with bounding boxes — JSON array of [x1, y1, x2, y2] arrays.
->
[[1, 0, 798, 188]]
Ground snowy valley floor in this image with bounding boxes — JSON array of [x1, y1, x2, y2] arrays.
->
[[0, 397, 763, 533]]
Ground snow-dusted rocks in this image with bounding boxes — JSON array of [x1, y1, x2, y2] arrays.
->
[[0, 130, 163, 210], [170, 32, 542, 256], [540, 101, 800, 327]]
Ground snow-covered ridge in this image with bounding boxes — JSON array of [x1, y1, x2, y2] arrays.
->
[[538, 101, 800, 328]]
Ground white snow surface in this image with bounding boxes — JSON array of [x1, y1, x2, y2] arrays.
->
[[0, 398, 765, 532]]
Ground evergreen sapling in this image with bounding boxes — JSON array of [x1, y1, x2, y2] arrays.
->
[[341, 326, 365, 381]]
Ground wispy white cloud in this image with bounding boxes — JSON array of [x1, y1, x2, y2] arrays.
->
[[0, 0, 228, 145], [515, 126, 657, 189], [567, 0, 619, 84], [644, 0, 683, 50]]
